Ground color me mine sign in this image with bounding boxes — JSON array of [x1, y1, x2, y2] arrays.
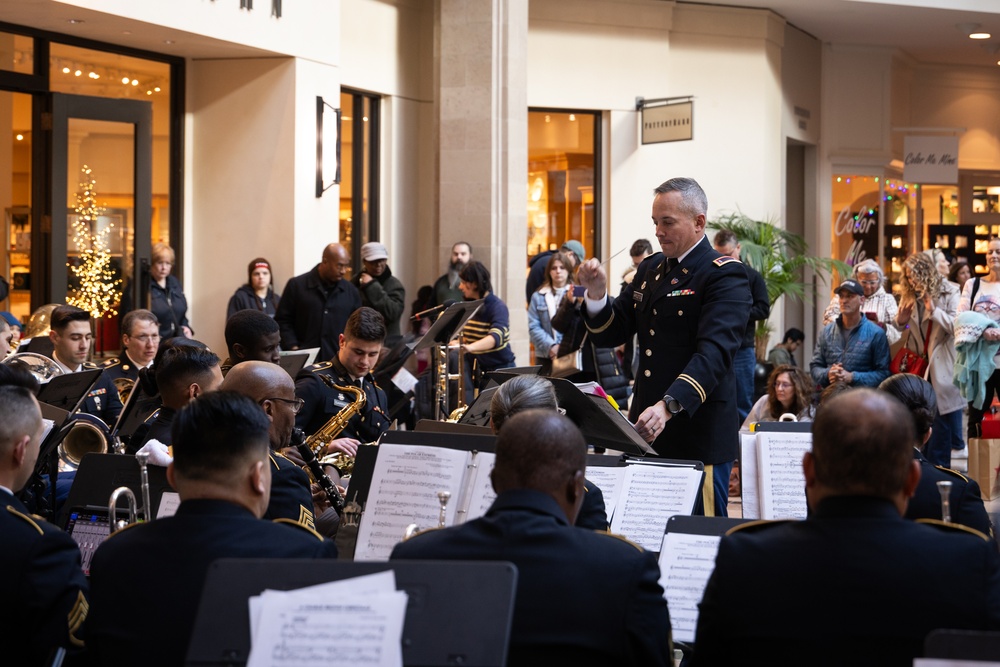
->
[[902, 136, 959, 184]]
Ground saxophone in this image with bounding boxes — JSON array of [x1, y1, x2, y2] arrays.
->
[[305, 375, 366, 476]]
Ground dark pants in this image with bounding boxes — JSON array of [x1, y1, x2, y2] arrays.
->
[[927, 408, 963, 468], [733, 346, 756, 422], [968, 369, 1000, 439], [693, 461, 734, 518]]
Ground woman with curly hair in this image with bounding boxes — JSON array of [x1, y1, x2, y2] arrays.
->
[[740, 364, 814, 430], [892, 251, 962, 467]]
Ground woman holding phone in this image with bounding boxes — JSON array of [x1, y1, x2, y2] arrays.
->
[[528, 251, 574, 374]]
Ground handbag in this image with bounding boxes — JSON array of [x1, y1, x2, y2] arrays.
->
[[889, 319, 931, 376], [551, 334, 585, 378]]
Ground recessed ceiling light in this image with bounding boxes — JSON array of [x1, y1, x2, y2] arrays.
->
[[122, 30, 132, 35], [970, 32, 992, 40], [62, 66, 70, 74], [15, 134, 23, 141], [67, 19, 84, 24], [131, 79, 138, 86], [163, 39, 174, 45], [121, 76, 130, 84]]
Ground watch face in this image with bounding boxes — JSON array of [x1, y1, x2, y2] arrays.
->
[[667, 399, 682, 415]]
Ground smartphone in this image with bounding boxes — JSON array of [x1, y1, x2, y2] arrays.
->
[[573, 284, 586, 298]]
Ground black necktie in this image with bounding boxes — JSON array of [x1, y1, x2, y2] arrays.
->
[[665, 258, 679, 275]]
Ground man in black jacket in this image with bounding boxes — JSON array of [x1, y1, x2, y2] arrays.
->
[[392, 410, 672, 667], [275, 243, 362, 360]]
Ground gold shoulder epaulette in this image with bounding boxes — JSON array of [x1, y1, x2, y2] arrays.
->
[[713, 256, 739, 267], [82, 361, 99, 370], [595, 530, 645, 552], [933, 465, 970, 483], [726, 519, 793, 536], [105, 520, 144, 538], [402, 526, 444, 542], [915, 518, 991, 542], [306, 361, 333, 374], [268, 453, 281, 470], [101, 357, 122, 369], [6, 505, 43, 535], [273, 517, 325, 541]]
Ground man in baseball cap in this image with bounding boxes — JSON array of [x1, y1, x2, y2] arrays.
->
[[353, 241, 405, 341], [810, 276, 891, 388]]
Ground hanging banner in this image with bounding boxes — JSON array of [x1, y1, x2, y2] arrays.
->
[[903, 136, 959, 184]]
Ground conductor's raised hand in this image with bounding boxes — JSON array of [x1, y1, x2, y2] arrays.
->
[[577, 258, 608, 301]]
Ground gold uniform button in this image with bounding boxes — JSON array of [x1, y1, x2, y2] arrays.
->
[[646, 349, 652, 357], [644, 369, 652, 377], [653, 308, 658, 316], [678, 310, 683, 316], [649, 329, 655, 336]]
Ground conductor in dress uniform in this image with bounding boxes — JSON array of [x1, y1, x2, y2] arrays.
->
[[577, 177, 751, 516], [295, 307, 391, 459], [48, 305, 124, 424], [692, 389, 1000, 666], [0, 385, 89, 667], [87, 391, 337, 667], [100, 309, 160, 384], [391, 410, 672, 666]]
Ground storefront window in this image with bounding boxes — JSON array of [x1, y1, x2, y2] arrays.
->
[[1, 91, 32, 322], [0, 31, 33, 75], [339, 88, 379, 277], [527, 109, 600, 263]]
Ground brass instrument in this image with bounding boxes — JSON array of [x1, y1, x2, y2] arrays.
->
[[936, 480, 952, 523], [56, 413, 113, 469], [305, 376, 366, 476], [108, 451, 152, 533], [432, 343, 468, 420], [2, 351, 65, 382], [404, 490, 451, 540], [114, 377, 135, 405]]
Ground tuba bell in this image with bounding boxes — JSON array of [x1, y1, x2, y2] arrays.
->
[[113, 377, 136, 405], [2, 351, 65, 383], [55, 413, 113, 470]]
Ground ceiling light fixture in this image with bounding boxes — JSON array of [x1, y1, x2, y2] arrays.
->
[[15, 134, 23, 141], [971, 31, 992, 40], [67, 19, 85, 24]]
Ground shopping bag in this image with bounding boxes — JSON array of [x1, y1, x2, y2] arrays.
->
[[966, 438, 1000, 500]]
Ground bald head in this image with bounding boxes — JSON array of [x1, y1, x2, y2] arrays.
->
[[319, 243, 350, 282], [491, 410, 586, 521], [221, 360, 293, 402], [809, 388, 916, 501]]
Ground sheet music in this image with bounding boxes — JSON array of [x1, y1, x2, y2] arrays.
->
[[657, 532, 723, 644], [583, 465, 627, 525], [756, 432, 811, 520], [459, 451, 497, 523], [609, 465, 702, 551], [246, 590, 408, 667], [739, 433, 760, 520], [155, 492, 180, 519], [355, 444, 470, 560]]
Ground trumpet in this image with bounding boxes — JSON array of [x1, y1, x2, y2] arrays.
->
[[108, 451, 152, 533], [404, 490, 451, 540]]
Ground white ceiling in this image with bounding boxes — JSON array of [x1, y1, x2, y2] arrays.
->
[[680, 0, 1000, 68]]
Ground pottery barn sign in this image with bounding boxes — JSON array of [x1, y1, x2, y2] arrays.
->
[[903, 136, 958, 184], [641, 101, 693, 144]]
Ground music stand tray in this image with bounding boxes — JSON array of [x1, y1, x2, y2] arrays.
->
[[37, 368, 102, 414], [412, 299, 484, 351], [57, 453, 172, 529], [186, 559, 518, 667]]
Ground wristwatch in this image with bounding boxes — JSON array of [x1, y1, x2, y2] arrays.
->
[[663, 395, 683, 416]]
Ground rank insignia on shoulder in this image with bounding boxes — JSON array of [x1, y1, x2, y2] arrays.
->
[[713, 256, 738, 266], [633, 292, 643, 302], [307, 361, 333, 373]]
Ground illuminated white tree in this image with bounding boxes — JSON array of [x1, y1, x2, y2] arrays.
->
[[67, 165, 122, 318]]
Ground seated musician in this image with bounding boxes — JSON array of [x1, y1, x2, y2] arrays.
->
[[392, 409, 673, 666], [101, 309, 160, 384], [490, 374, 609, 530], [48, 305, 123, 425], [87, 391, 337, 667], [0, 383, 89, 667], [221, 309, 282, 374], [295, 307, 391, 459]]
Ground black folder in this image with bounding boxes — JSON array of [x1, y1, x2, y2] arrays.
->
[[57, 453, 173, 529], [37, 367, 102, 414], [186, 559, 518, 667]]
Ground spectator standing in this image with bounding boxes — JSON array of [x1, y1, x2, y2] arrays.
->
[[527, 251, 573, 374], [767, 328, 804, 367], [120, 242, 193, 339], [274, 243, 362, 361], [525, 239, 585, 304], [227, 257, 280, 319], [822, 258, 900, 345], [810, 280, 891, 389], [430, 242, 472, 307], [352, 242, 405, 343], [958, 236, 1000, 438]]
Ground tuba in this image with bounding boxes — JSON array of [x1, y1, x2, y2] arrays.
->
[[56, 413, 114, 469], [2, 351, 65, 383], [113, 377, 135, 405], [305, 376, 366, 477]]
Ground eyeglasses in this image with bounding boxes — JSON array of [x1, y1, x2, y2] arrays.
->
[[128, 334, 161, 344], [260, 397, 305, 414], [858, 279, 880, 286], [774, 382, 795, 389]]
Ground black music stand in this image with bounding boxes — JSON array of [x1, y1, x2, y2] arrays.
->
[[37, 367, 102, 413], [186, 559, 518, 667], [56, 452, 172, 529], [374, 336, 418, 422], [277, 351, 310, 378], [412, 299, 483, 419]]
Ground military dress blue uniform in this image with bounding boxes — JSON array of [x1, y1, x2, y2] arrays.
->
[[391, 489, 673, 667], [100, 352, 145, 384], [584, 236, 751, 514], [295, 357, 391, 442], [87, 498, 338, 667], [265, 451, 316, 529], [692, 496, 1000, 666], [0, 488, 89, 666], [906, 448, 992, 537]]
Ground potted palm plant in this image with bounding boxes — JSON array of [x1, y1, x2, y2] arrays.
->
[[708, 212, 848, 360]]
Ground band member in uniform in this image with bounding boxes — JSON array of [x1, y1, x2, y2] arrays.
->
[[221, 361, 319, 530], [0, 385, 89, 666], [392, 410, 672, 666], [87, 392, 337, 667], [577, 177, 750, 517], [221, 308, 282, 373], [295, 307, 391, 457], [48, 305, 123, 425], [101, 309, 160, 383]]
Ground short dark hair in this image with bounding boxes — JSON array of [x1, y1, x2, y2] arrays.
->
[[653, 177, 708, 217], [458, 260, 492, 296], [154, 346, 220, 398], [713, 229, 738, 249], [225, 310, 279, 357], [453, 241, 472, 254], [783, 328, 805, 344], [0, 385, 40, 455], [121, 309, 159, 337], [878, 373, 938, 439], [343, 306, 386, 344], [50, 305, 90, 332], [138, 337, 211, 396], [492, 409, 586, 494], [630, 239, 654, 257], [0, 364, 41, 395], [811, 389, 915, 498], [490, 375, 558, 432], [171, 390, 270, 482]]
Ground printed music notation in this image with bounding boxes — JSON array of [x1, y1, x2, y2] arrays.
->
[[657, 532, 723, 644], [607, 465, 702, 551], [756, 432, 811, 520], [583, 465, 627, 524], [354, 444, 498, 560]]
